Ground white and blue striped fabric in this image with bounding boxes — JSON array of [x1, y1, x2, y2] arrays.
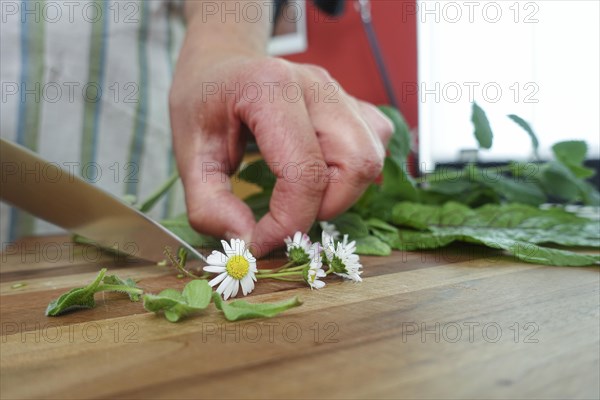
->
[[1, 0, 189, 242]]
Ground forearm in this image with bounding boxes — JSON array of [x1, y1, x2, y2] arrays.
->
[[182, 0, 273, 59]]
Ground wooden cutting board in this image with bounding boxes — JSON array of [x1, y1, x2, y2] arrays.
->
[[1, 235, 599, 399]]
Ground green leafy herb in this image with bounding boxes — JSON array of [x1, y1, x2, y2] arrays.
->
[[508, 114, 540, 159], [330, 212, 369, 239], [382, 158, 419, 201], [212, 292, 302, 321], [354, 236, 392, 256], [161, 213, 220, 248], [552, 140, 595, 179], [46, 269, 107, 316], [238, 159, 277, 190], [205, 104, 600, 267], [471, 102, 494, 149], [46, 269, 145, 316], [378, 105, 411, 165], [391, 202, 600, 266], [102, 275, 141, 301], [143, 279, 212, 322]]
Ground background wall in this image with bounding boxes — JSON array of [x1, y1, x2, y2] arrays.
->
[[283, 0, 418, 147]]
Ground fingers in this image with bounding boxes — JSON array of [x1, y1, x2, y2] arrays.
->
[[181, 153, 256, 244], [355, 100, 394, 147], [302, 67, 394, 220], [170, 94, 256, 245], [236, 60, 327, 257]]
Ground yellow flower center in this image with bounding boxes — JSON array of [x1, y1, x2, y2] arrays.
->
[[226, 255, 250, 280]]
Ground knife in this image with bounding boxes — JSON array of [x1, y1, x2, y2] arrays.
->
[[0, 138, 207, 263]]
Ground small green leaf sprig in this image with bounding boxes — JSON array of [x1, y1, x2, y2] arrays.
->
[[45, 268, 142, 316], [45, 268, 302, 323]]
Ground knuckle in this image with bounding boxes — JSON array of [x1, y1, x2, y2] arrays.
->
[[348, 154, 384, 183], [305, 64, 333, 82], [277, 158, 328, 195], [253, 58, 295, 84]]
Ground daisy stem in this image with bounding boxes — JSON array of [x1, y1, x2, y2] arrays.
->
[[164, 246, 204, 279], [256, 271, 304, 279], [257, 261, 304, 274], [267, 277, 305, 282], [277, 264, 308, 272], [325, 266, 334, 275]]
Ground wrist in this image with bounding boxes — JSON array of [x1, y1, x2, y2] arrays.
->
[[182, 0, 271, 58]]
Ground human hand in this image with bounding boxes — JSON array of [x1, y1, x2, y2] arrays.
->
[[170, 4, 393, 257]]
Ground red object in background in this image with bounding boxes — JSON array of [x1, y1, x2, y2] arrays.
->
[[283, 0, 418, 143]]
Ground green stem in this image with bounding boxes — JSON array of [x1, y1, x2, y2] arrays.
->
[[96, 284, 143, 295], [258, 263, 308, 275], [257, 271, 304, 279], [139, 171, 180, 213], [267, 277, 305, 282], [258, 260, 297, 274]]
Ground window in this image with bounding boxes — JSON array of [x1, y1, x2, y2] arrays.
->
[[417, 0, 599, 170]]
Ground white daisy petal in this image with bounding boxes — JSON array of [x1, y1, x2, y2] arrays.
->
[[203, 265, 226, 273], [231, 281, 240, 298], [207, 251, 227, 266], [223, 279, 236, 300], [217, 275, 234, 294], [240, 275, 253, 295], [209, 272, 228, 287]]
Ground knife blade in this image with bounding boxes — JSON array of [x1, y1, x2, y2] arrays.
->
[[0, 138, 207, 263]]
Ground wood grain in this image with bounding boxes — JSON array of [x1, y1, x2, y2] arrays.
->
[[1, 236, 598, 399]]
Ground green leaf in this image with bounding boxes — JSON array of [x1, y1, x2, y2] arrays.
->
[[244, 190, 272, 220], [508, 114, 539, 158], [378, 105, 411, 165], [366, 218, 398, 233], [358, 191, 400, 223], [538, 162, 600, 206], [352, 184, 379, 217], [470, 166, 546, 206], [552, 141, 595, 179], [46, 268, 107, 316], [382, 158, 419, 201], [143, 280, 212, 322], [161, 214, 219, 248], [364, 218, 400, 250], [390, 202, 600, 266], [238, 159, 277, 190], [476, 238, 600, 267], [102, 275, 141, 301], [393, 229, 455, 251], [354, 235, 392, 256], [212, 292, 302, 321], [553, 140, 587, 165], [471, 102, 493, 149], [182, 280, 212, 309], [331, 212, 369, 239]]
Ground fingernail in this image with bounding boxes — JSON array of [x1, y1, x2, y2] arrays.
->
[[225, 230, 251, 244]]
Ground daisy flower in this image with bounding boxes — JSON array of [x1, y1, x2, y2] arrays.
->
[[203, 239, 258, 300], [319, 221, 340, 241], [304, 243, 326, 289], [327, 234, 363, 282], [284, 231, 312, 265]]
